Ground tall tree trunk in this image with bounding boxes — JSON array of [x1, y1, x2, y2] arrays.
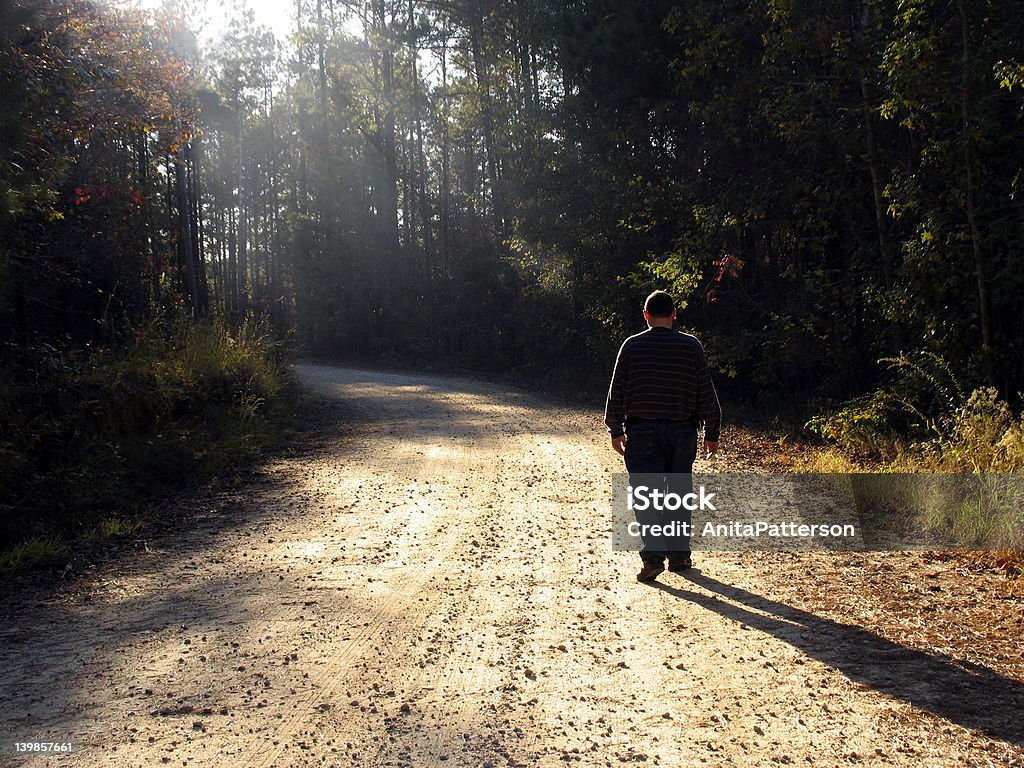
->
[[402, 125, 413, 247], [213, 205, 225, 313], [237, 121, 248, 316], [175, 144, 199, 316], [316, 0, 327, 112], [958, 0, 993, 385], [469, 0, 504, 237], [415, 103, 435, 289], [515, 0, 533, 121], [270, 93, 283, 325], [187, 140, 209, 316], [857, 2, 892, 287], [440, 34, 452, 273], [137, 132, 161, 306], [373, 0, 401, 250], [408, 0, 434, 288]]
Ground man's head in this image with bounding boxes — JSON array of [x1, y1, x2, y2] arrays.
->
[[643, 290, 676, 327]]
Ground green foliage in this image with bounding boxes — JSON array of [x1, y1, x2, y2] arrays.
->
[[1, 0, 208, 346], [0, 316, 291, 567], [0, 537, 70, 576], [191, 0, 1024, 411], [809, 380, 1024, 548], [634, 251, 701, 310], [807, 351, 965, 455], [86, 517, 143, 542], [806, 391, 900, 457], [810, 359, 1024, 473]]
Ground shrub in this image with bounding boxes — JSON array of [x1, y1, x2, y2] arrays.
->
[[805, 391, 901, 458], [806, 352, 965, 459], [806, 356, 1024, 550], [935, 388, 1024, 473], [0, 315, 292, 567]]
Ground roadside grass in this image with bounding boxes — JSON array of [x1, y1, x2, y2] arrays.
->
[[85, 517, 145, 541], [0, 536, 71, 573], [0, 316, 294, 577], [794, 448, 863, 474], [807, 383, 1024, 562], [913, 474, 1024, 552]]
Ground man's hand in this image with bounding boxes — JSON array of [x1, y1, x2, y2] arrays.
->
[[612, 435, 626, 456], [704, 440, 719, 459]]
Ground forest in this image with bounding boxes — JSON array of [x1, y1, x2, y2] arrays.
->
[[2, 0, 1024, 558]]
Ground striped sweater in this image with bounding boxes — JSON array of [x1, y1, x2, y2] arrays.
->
[[603, 326, 722, 441]]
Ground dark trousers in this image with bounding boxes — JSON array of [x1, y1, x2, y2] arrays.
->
[[624, 420, 698, 563]]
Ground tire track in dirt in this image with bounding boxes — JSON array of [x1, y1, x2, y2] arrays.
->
[[240, 368, 522, 768]]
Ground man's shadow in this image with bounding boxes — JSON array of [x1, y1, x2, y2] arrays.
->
[[651, 570, 1024, 746]]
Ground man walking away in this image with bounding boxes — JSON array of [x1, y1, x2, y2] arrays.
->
[[604, 290, 722, 582]]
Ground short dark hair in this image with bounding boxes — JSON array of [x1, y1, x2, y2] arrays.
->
[[644, 290, 675, 318]]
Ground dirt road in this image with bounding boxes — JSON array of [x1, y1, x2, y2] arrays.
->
[[1, 364, 1023, 767]]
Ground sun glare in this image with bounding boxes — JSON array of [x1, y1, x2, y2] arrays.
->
[[131, 0, 301, 48]]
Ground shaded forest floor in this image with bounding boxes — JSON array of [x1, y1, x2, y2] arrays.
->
[[0, 364, 1022, 767]]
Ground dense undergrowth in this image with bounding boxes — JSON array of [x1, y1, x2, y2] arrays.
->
[[0, 317, 293, 574], [805, 354, 1024, 552]]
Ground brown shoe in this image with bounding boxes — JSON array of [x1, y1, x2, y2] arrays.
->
[[636, 560, 665, 583], [668, 556, 692, 573]]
